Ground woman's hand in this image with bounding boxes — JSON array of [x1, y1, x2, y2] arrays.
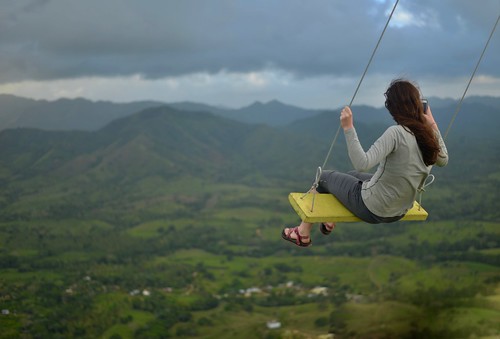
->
[[424, 105, 438, 130], [340, 106, 354, 131]]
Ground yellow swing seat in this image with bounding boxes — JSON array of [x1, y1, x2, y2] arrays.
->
[[288, 192, 428, 223]]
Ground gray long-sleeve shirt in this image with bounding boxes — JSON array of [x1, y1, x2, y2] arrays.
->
[[344, 125, 448, 217]]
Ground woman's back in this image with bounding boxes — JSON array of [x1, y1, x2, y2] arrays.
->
[[358, 125, 431, 217]]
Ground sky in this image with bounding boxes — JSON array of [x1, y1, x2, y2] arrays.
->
[[0, 0, 499, 109]]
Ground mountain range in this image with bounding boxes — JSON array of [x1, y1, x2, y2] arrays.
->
[[1, 94, 499, 188], [1, 94, 499, 138], [0, 94, 162, 131], [0, 93, 499, 221]]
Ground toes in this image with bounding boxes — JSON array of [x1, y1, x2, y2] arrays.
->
[[283, 227, 295, 239], [325, 223, 336, 230]]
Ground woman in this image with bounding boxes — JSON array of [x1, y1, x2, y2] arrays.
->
[[282, 79, 449, 247]]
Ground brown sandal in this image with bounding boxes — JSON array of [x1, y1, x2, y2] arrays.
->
[[281, 226, 311, 247]]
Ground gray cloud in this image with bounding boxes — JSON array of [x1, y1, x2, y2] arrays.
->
[[0, 0, 498, 84]]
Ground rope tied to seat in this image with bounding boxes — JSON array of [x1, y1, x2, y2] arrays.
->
[[417, 174, 435, 211], [301, 166, 323, 212]]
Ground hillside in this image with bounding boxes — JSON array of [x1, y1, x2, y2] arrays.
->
[[1, 102, 499, 222], [0, 105, 335, 223]]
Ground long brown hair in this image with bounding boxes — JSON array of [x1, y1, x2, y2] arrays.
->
[[384, 79, 440, 166]]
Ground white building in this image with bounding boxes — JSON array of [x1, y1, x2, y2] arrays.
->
[[266, 320, 281, 329]]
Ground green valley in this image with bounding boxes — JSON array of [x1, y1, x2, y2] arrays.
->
[[0, 103, 499, 338]]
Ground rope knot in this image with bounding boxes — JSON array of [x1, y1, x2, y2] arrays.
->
[[417, 174, 435, 210], [300, 166, 323, 212]]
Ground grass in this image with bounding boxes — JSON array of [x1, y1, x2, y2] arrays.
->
[[9, 248, 39, 257], [94, 292, 157, 338], [0, 314, 23, 339], [485, 287, 500, 310], [366, 255, 418, 290], [429, 306, 500, 336], [395, 261, 499, 295], [183, 303, 332, 339], [0, 268, 62, 283], [101, 310, 156, 339], [126, 219, 172, 238], [168, 250, 408, 294], [388, 220, 500, 247], [342, 301, 423, 337]]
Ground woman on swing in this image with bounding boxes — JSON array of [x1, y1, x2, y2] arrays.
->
[[282, 79, 449, 247]]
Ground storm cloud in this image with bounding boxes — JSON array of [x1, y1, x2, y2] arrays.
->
[[0, 0, 498, 108], [1, 0, 498, 84]]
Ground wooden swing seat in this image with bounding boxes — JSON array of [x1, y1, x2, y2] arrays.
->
[[288, 192, 428, 223]]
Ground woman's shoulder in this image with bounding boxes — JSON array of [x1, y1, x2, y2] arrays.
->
[[386, 124, 413, 136], [382, 125, 414, 146], [383, 124, 407, 136], [387, 124, 405, 131]]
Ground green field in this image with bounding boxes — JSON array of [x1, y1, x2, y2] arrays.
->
[[0, 106, 499, 337], [1, 213, 499, 338]]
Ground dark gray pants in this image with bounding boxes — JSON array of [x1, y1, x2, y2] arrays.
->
[[317, 170, 403, 224]]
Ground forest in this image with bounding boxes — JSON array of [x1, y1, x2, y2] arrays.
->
[[0, 98, 499, 338]]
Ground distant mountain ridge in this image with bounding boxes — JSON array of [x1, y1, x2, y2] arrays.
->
[[0, 94, 163, 131], [0, 94, 499, 138]]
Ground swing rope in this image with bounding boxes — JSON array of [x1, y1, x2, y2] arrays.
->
[[301, 0, 400, 210], [321, 0, 400, 169], [443, 13, 499, 141], [417, 13, 499, 206]]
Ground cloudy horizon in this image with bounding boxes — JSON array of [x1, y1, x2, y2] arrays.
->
[[0, 0, 498, 109]]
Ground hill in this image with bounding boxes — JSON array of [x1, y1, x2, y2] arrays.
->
[[0, 105, 336, 223]]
